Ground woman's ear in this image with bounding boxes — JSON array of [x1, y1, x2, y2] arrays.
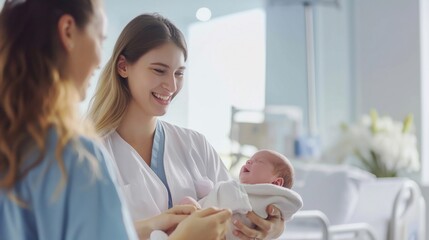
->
[[57, 14, 77, 53], [117, 55, 128, 78], [272, 177, 284, 187]]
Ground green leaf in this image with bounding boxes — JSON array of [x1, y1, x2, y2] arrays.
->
[[369, 150, 397, 178], [355, 150, 375, 171]]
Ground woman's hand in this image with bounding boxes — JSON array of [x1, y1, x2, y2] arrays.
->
[[179, 196, 202, 209], [134, 205, 197, 239], [169, 207, 232, 240], [232, 204, 284, 240]]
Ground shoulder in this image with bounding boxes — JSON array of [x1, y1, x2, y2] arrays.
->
[[74, 135, 107, 162], [26, 130, 109, 183], [15, 132, 135, 240], [160, 120, 216, 157], [55, 134, 108, 177], [44, 128, 105, 159], [13, 130, 112, 206]]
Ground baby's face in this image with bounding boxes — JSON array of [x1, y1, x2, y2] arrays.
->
[[239, 151, 277, 184]]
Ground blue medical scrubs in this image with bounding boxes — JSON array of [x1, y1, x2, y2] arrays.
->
[[150, 120, 173, 208], [0, 129, 137, 240]]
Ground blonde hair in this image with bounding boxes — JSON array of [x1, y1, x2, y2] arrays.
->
[[0, 0, 97, 195], [88, 13, 187, 136]]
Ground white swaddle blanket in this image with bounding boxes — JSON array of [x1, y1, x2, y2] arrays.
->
[[150, 179, 303, 240], [200, 180, 303, 239], [200, 179, 303, 219]]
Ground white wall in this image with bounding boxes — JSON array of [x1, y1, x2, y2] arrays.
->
[[420, 0, 429, 185], [352, 0, 428, 184], [353, 0, 421, 140], [420, 0, 429, 236]]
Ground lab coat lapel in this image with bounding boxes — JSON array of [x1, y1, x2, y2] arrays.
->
[[105, 132, 169, 220], [161, 121, 198, 205]]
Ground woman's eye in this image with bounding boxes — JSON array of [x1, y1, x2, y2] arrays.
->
[[175, 71, 184, 77], [154, 69, 165, 74]]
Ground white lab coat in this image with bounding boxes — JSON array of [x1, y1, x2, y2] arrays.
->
[[102, 120, 232, 221]]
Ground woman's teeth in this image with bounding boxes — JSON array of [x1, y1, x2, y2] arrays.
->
[[153, 93, 170, 101]]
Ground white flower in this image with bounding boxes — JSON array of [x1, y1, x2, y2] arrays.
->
[[325, 111, 420, 177]]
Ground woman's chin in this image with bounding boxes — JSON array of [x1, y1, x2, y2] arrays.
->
[[153, 107, 169, 116]]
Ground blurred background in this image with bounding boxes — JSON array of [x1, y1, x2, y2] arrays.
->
[[75, 0, 429, 181]]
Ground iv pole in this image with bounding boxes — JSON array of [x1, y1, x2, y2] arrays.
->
[[302, 0, 339, 136], [269, 0, 339, 157], [304, 1, 318, 136]]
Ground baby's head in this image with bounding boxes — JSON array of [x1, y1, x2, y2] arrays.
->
[[239, 149, 294, 189]]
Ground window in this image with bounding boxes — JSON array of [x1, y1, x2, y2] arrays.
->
[[187, 9, 266, 156]]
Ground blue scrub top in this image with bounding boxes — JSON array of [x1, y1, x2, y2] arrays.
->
[[0, 129, 137, 240], [150, 120, 173, 208]]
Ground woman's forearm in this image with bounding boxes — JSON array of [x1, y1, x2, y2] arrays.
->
[[134, 219, 153, 239]]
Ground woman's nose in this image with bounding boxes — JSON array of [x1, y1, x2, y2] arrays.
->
[[162, 75, 177, 92]]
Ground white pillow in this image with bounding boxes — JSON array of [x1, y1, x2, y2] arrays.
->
[[292, 163, 375, 225]]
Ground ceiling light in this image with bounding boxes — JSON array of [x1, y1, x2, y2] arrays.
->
[[196, 7, 212, 22]]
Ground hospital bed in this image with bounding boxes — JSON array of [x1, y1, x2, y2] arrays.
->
[[278, 162, 426, 240]]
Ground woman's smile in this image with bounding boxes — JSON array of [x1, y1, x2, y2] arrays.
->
[[152, 92, 172, 105]]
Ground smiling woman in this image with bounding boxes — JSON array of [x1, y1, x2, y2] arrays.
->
[[0, 0, 137, 239], [116, 41, 186, 121], [88, 13, 235, 239], [88, 12, 285, 240]]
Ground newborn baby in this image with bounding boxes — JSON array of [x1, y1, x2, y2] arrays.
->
[[173, 150, 303, 240], [239, 149, 294, 188]]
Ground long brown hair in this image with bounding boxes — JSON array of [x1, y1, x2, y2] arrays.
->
[[0, 0, 96, 192], [88, 13, 188, 136]]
